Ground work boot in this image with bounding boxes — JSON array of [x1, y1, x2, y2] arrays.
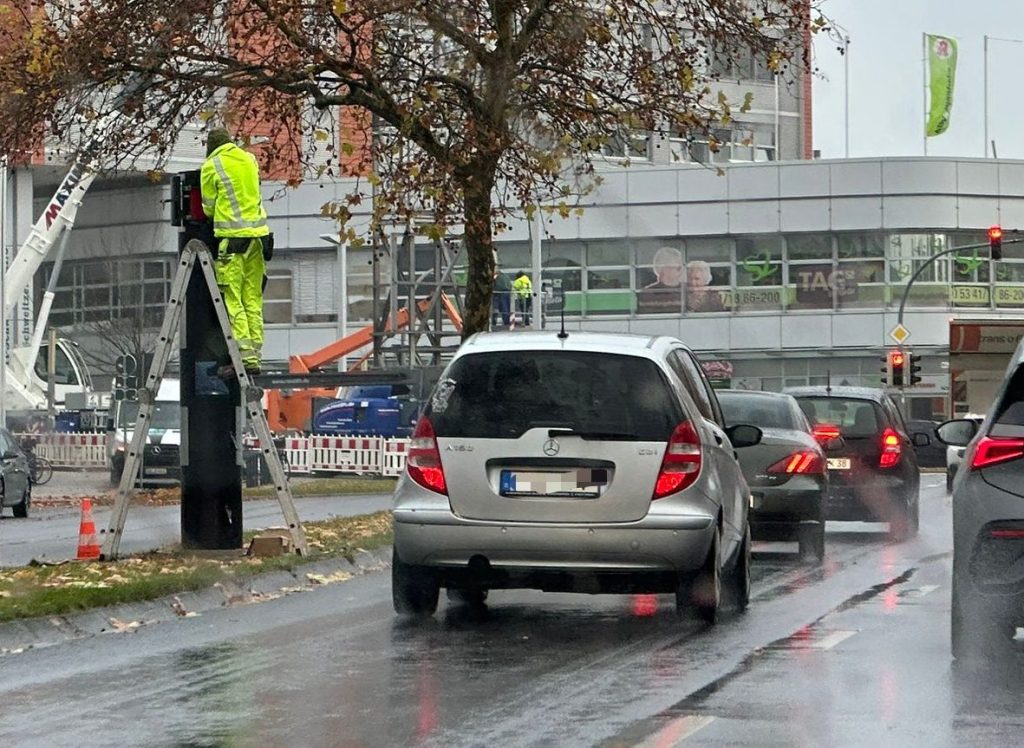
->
[[243, 362, 261, 376]]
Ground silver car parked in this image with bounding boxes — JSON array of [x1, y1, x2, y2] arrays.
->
[[391, 331, 761, 623], [937, 339, 1024, 659]]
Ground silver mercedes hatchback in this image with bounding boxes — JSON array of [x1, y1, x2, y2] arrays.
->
[[391, 330, 761, 622]]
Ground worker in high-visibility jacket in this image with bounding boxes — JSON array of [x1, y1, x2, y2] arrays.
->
[[200, 128, 270, 376], [512, 271, 533, 326]]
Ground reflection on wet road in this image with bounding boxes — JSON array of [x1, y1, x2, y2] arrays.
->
[[2, 478, 1021, 747]]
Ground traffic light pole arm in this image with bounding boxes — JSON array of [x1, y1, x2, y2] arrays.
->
[[896, 238, 1024, 327]]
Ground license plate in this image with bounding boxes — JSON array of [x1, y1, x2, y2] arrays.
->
[[500, 468, 607, 498], [827, 458, 851, 470], [146, 467, 168, 475]]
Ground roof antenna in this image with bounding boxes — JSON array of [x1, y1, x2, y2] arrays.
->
[[557, 299, 568, 339], [826, 369, 832, 395]]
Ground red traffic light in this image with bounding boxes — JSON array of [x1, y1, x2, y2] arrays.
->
[[890, 351, 905, 367], [989, 226, 1003, 241]]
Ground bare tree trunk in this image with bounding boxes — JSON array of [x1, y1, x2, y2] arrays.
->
[[461, 162, 497, 339]]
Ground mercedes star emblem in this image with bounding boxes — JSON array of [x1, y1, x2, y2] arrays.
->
[[542, 438, 560, 456]]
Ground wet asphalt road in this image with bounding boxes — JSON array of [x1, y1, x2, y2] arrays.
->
[[0, 492, 393, 566], [3, 474, 1022, 747]]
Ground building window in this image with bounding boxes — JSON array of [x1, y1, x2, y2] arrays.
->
[[263, 267, 293, 324], [600, 130, 650, 160], [711, 45, 777, 83], [670, 128, 774, 164]]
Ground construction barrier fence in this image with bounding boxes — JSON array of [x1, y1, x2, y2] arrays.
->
[[236, 434, 412, 477], [14, 431, 109, 468]]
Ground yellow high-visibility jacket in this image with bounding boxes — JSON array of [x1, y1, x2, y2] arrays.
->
[[513, 274, 533, 300], [200, 143, 269, 238]]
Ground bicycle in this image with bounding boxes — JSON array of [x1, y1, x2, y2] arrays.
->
[[19, 438, 53, 486], [27, 452, 53, 486]]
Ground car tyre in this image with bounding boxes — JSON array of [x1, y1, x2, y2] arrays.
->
[[110, 460, 123, 487], [12, 483, 29, 519], [951, 576, 1014, 661], [392, 549, 439, 618], [679, 527, 721, 624], [446, 588, 488, 606], [946, 469, 954, 493], [798, 522, 826, 565], [725, 523, 752, 613]]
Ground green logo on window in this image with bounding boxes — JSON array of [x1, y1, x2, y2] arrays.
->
[[741, 252, 778, 283]]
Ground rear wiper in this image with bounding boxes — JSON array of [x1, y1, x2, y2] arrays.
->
[[547, 428, 638, 440]]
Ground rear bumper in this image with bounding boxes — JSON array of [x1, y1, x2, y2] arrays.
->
[[750, 484, 824, 538], [824, 472, 912, 521], [393, 507, 715, 575]]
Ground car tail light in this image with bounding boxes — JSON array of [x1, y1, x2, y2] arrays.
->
[[767, 451, 825, 475], [812, 423, 841, 444], [653, 420, 702, 500], [406, 416, 447, 495], [879, 427, 902, 469], [970, 436, 1024, 470]]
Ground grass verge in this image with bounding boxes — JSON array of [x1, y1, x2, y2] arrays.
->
[[0, 511, 393, 623]]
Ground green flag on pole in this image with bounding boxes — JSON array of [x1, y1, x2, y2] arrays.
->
[[926, 34, 958, 137]]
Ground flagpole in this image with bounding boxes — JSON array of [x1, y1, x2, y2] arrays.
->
[[984, 34, 989, 157], [923, 32, 929, 156]]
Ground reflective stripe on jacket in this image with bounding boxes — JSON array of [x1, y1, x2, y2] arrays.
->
[[200, 143, 269, 238]]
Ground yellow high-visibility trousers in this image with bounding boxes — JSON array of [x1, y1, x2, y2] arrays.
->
[[215, 238, 266, 367]]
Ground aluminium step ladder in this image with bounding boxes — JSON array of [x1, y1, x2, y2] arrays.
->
[[101, 239, 307, 559]]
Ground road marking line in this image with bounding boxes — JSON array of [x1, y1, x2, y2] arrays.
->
[[812, 630, 858, 650], [636, 715, 716, 747], [907, 584, 939, 598]]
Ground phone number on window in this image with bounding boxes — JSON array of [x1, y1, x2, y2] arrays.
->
[[995, 286, 1024, 306]]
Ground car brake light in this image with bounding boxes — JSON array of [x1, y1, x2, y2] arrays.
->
[[971, 436, 1024, 470], [812, 424, 841, 444], [406, 416, 447, 495], [767, 451, 825, 475], [879, 427, 901, 469], [653, 420, 702, 500]]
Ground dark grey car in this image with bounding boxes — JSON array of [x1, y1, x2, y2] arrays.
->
[[0, 428, 32, 518], [718, 390, 828, 563], [937, 341, 1024, 659]]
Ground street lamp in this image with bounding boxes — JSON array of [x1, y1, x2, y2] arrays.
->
[[984, 35, 1024, 158], [319, 232, 348, 370]]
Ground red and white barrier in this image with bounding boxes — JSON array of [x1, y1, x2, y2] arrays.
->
[[310, 436, 383, 475], [380, 438, 409, 477], [16, 431, 108, 468]]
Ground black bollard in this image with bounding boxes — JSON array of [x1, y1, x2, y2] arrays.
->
[[171, 170, 243, 549]]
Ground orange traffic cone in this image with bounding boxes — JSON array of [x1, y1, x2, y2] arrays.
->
[[76, 498, 101, 560]]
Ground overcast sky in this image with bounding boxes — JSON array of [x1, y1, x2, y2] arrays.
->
[[813, 0, 1024, 160]]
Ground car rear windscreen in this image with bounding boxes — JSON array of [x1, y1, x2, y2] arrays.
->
[[426, 351, 681, 440], [796, 397, 880, 438], [718, 393, 799, 430]]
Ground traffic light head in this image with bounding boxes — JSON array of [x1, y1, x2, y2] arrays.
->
[[989, 225, 1003, 261], [908, 352, 923, 385], [888, 350, 905, 387]]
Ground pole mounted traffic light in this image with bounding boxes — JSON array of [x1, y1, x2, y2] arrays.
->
[[880, 352, 892, 386], [908, 352, 923, 386], [989, 225, 1003, 261], [889, 349, 906, 387]]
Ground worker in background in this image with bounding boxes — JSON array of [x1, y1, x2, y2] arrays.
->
[[512, 271, 533, 327], [200, 127, 271, 376], [492, 267, 513, 328]]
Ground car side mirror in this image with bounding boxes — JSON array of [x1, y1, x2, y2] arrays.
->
[[726, 424, 762, 449], [935, 419, 979, 447], [912, 432, 931, 447]]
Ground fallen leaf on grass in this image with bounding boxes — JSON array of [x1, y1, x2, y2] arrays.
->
[[0, 590, 10, 598]]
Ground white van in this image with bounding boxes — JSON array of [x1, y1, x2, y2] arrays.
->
[[106, 378, 181, 486]]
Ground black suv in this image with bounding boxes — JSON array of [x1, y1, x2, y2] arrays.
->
[[784, 386, 923, 541]]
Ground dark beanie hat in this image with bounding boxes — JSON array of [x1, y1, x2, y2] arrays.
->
[[206, 128, 232, 156]]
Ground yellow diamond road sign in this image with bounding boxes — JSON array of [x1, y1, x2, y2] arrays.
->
[[890, 324, 911, 344]]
